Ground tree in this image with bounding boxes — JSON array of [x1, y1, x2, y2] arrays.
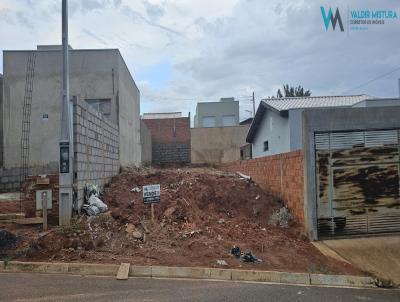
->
[[276, 84, 311, 98]]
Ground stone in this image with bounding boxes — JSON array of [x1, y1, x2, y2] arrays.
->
[[125, 223, 135, 234], [164, 207, 176, 218], [132, 231, 143, 239]]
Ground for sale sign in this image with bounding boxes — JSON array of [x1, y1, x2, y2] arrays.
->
[[143, 184, 161, 204]]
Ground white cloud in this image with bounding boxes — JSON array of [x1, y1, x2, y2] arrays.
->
[[1, 0, 399, 119]]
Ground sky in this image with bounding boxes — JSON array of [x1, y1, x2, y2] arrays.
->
[[0, 0, 399, 120]]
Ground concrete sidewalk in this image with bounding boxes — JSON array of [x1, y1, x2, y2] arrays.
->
[[318, 236, 400, 286]]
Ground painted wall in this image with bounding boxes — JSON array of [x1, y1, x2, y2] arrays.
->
[[2, 49, 141, 169], [194, 100, 239, 128], [191, 125, 249, 164], [252, 110, 290, 158], [302, 106, 400, 240], [288, 109, 303, 151]]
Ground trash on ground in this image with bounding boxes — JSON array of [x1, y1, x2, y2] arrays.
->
[[231, 246, 261, 263], [131, 187, 141, 193], [217, 259, 228, 266], [269, 207, 292, 228], [83, 204, 100, 216], [88, 195, 108, 212], [83, 191, 108, 216], [182, 229, 202, 238], [231, 246, 241, 258], [236, 172, 251, 182], [241, 251, 261, 263], [84, 183, 100, 202]]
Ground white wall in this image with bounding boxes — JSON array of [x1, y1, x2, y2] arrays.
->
[[252, 110, 290, 158]]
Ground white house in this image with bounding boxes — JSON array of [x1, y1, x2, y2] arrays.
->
[[247, 95, 400, 158]]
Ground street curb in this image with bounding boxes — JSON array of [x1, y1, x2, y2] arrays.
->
[[0, 261, 376, 288]]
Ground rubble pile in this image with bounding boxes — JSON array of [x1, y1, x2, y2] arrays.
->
[[1, 167, 362, 275]]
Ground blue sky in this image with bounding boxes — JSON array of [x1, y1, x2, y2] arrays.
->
[[1, 0, 400, 120]]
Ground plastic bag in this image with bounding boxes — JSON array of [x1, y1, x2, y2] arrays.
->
[[88, 195, 108, 213]]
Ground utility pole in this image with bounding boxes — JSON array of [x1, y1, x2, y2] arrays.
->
[[398, 78, 400, 98], [252, 92, 256, 117], [59, 0, 73, 226]]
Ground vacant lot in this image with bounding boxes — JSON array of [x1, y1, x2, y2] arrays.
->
[[1, 167, 361, 275]]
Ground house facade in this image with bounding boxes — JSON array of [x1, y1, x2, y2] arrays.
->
[[194, 97, 239, 128], [247, 95, 400, 158]]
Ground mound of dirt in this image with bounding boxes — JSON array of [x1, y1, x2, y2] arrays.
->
[[104, 167, 279, 228], [3, 167, 362, 275]]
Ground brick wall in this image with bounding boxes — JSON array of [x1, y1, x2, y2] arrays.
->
[[142, 117, 191, 164], [219, 150, 305, 225], [22, 174, 59, 218], [73, 98, 120, 210]]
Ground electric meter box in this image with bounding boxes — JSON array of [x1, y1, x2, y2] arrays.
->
[[35, 189, 53, 210]]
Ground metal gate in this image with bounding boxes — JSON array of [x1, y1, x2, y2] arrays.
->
[[315, 129, 400, 238]]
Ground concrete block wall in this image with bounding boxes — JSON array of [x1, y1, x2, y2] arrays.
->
[[219, 150, 304, 225], [0, 163, 58, 193], [152, 143, 190, 165], [73, 98, 120, 210]]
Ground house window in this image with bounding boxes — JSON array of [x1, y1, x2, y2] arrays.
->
[[85, 99, 111, 118], [263, 141, 269, 151], [202, 116, 216, 127], [222, 115, 235, 127]]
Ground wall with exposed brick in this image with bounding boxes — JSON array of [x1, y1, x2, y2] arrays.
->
[[73, 98, 120, 210], [219, 150, 304, 225], [142, 117, 191, 164], [22, 174, 59, 219]]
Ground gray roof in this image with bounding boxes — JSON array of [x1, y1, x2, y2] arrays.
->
[[246, 94, 373, 143], [262, 94, 372, 112]]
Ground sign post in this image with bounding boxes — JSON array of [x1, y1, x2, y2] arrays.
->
[[41, 191, 48, 232], [143, 184, 160, 224]]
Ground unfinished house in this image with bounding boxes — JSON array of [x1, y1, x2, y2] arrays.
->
[[0, 45, 142, 212]]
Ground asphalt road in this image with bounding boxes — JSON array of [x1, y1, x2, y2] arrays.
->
[[0, 273, 399, 302]]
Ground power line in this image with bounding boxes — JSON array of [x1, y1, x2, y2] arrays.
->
[[341, 66, 400, 95]]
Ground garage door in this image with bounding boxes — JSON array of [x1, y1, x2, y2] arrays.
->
[[315, 129, 400, 238]]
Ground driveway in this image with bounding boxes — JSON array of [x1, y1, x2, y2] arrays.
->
[[318, 236, 400, 285]]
